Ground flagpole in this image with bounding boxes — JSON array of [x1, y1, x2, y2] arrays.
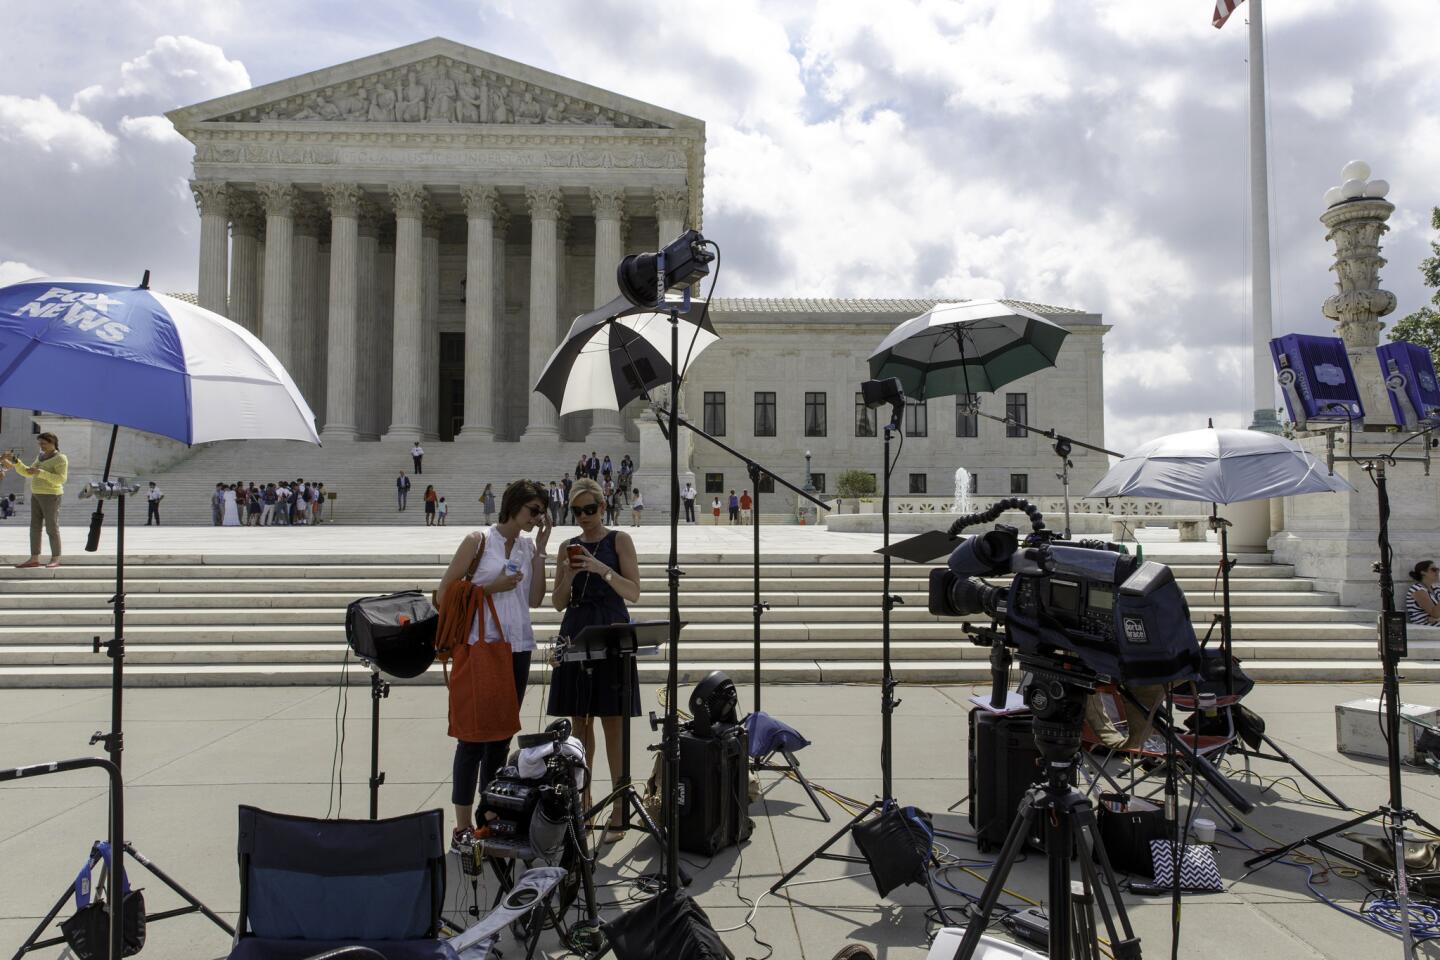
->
[[1247, 0, 1280, 433]]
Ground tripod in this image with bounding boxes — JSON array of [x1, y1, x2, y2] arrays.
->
[[769, 406, 950, 917], [13, 425, 232, 959], [1244, 452, 1440, 957], [950, 665, 1141, 960], [574, 621, 671, 850]]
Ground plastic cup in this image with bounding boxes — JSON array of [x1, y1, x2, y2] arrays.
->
[[1193, 818, 1216, 843]]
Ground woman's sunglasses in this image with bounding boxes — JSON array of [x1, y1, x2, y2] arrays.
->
[[573, 502, 602, 517]]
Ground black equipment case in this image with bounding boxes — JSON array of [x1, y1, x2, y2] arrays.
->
[[968, 709, 1043, 851], [678, 725, 753, 856]]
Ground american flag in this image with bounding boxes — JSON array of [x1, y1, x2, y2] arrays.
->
[[1213, 0, 1245, 28]]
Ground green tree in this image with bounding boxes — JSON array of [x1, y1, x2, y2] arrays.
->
[[1388, 205, 1440, 353], [835, 469, 876, 499]]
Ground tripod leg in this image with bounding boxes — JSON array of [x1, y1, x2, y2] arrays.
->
[[125, 844, 236, 935], [781, 749, 831, 822], [770, 801, 878, 895], [1243, 807, 1384, 869], [953, 797, 1042, 960], [1256, 730, 1350, 810], [10, 850, 95, 960], [1071, 807, 1139, 954]]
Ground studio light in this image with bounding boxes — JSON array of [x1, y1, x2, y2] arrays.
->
[[861, 377, 906, 431], [688, 671, 739, 739], [616, 229, 714, 307]]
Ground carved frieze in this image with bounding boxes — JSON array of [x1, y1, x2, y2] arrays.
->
[[192, 140, 687, 171], [210, 56, 662, 129]]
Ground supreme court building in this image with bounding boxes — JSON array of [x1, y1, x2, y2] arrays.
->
[[154, 37, 1110, 503]]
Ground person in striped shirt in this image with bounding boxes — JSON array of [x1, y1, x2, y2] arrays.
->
[[1405, 560, 1440, 626]]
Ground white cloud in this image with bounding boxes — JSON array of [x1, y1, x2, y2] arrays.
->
[[72, 35, 250, 117], [0, 94, 116, 161], [0, 261, 48, 287], [119, 114, 187, 143]]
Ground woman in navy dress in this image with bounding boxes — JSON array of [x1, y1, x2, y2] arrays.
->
[[549, 477, 642, 840]]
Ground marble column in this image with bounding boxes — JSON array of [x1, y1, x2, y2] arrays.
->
[[421, 205, 444, 442], [255, 225, 266, 321], [589, 187, 629, 445], [257, 181, 298, 371], [491, 209, 510, 440], [290, 198, 324, 406], [191, 180, 230, 317], [521, 185, 564, 442], [458, 185, 499, 441], [555, 213, 581, 441], [356, 203, 384, 440], [383, 184, 427, 442], [314, 241, 330, 428], [227, 194, 262, 334], [654, 187, 689, 253], [321, 184, 363, 439]]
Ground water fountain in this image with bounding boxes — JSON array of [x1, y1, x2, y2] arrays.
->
[[953, 467, 972, 516]]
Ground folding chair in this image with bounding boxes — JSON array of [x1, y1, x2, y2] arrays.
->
[[747, 710, 829, 821], [1079, 684, 1243, 833], [228, 806, 562, 960]]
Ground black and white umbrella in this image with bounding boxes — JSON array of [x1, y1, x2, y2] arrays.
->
[[867, 299, 1069, 400], [534, 294, 717, 415]]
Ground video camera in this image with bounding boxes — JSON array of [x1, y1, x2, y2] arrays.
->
[[928, 498, 1199, 687]]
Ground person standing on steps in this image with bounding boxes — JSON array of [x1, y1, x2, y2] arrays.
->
[[561, 473, 574, 524], [437, 496, 448, 526], [411, 441, 425, 475], [740, 489, 753, 525], [727, 489, 740, 525], [548, 477, 643, 844], [424, 484, 438, 525], [681, 481, 696, 523], [548, 481, 563, 525], [146, 481, 163, 526], [712, 496, 722, 523], [3, 432, 67, 569], [397, 471, 411, 512], [479, 483, 495, 525], [630, 488, 643, 527], [438, 479, 552, 850], [211, 482, 225, 525]]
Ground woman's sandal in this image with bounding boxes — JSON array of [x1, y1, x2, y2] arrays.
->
[[13, 560, 40, 569]]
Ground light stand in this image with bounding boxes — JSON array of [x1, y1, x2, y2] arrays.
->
[[14, 424, 232, 959], [367, 667, 390, 819], [768, 395, 952, 919], [1244, 443, 1440, 957], [1199, 507, 1348, 808]]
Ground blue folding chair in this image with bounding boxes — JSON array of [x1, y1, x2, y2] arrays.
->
[[227, 806, 561, 960]]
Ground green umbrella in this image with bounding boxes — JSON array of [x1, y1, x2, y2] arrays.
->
[[867, 299, 1070, 400]]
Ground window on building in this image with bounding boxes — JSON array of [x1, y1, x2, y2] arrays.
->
[[804, 392, 827, 437], [909, 473, 927, 494], [956, 394, 978, 438], [969, 473, 979, 494], [855, 392, 876, 438], [705, 472, 724, 493], [1005, 393, 1029, 438], [904, 398, 928, 437], [810, 472, 826, 493], [756, 474, 775, 494], [1010, 473, 1029, 494], [754, 392, 777, 437], [703, 391, 726, 437]]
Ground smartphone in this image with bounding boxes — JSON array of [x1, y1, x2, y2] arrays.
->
[[567, 543, 588, 567]]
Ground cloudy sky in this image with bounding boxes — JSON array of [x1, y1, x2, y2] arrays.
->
[[2, 0, 1437, 451]]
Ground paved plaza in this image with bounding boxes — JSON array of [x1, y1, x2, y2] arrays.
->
[[4, 678, 1440, 959]]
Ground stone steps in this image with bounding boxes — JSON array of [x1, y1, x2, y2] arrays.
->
[[0, 589, 1340, 610], [0, 548, 1402, 685]]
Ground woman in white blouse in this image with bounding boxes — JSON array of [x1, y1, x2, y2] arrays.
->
[[437, 479, 552, 847]]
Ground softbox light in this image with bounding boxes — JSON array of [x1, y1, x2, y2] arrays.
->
[[344, 591, 438, 679]]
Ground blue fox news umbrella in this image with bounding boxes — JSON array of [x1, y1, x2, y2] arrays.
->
[[0, 275, 319, 445]]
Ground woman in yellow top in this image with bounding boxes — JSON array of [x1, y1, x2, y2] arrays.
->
[[1, 432, 68, 569]]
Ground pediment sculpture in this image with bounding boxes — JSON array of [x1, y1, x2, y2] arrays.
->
[[213, 56, 662, 128]]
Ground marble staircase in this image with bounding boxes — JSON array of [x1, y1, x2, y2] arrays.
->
[[135, 438, 803, 526], [1, 551, 1423, 687]]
